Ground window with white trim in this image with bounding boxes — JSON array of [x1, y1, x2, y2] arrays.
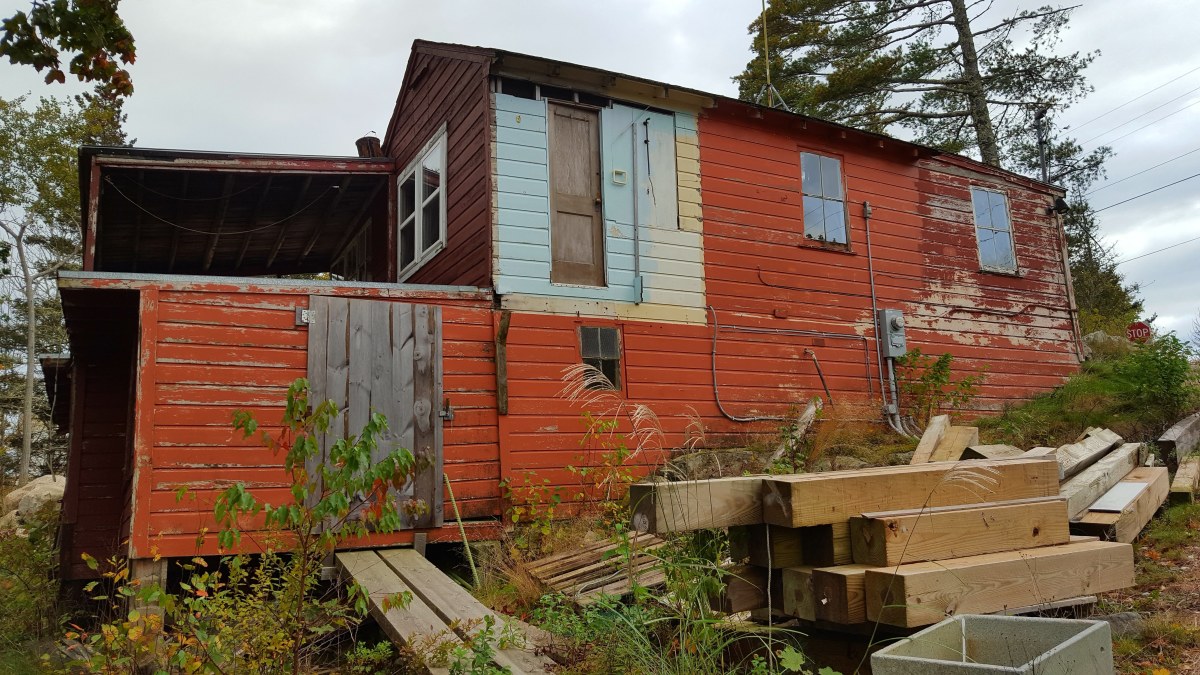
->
[[398, 128, 447, 279], [971, 187, 1017, 272], [801, 151, 848, 244]]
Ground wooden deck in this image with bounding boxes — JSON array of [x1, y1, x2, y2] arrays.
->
[[336, 548, 554, 674]]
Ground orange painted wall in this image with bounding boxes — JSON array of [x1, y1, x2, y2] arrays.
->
[[117, 281, 500, 560]]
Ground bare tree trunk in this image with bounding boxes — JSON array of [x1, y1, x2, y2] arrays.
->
[[949, 0, 1002, 167], [16, 238, 36, 486]]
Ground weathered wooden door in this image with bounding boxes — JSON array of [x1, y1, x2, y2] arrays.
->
[[548, 101, 605, 286], [305, 296, 443, 529]]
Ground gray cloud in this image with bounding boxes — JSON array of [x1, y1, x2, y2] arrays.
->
[[1, 0, 1196, 335]]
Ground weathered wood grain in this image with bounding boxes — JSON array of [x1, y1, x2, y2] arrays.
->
[[929, 425, 978, 462], [812, 564, 872, 625], [1061, 443, 1141, 519], [762, 458, 1059, 528], [910, 415, 950, 464], [865, 540, 1134, 627], [1057, 429, 1123, 480], [849, 496, 1070, 566], [1074, 467, 1169, 543], [729, 524, 805, 568], [961, 444, 1024, 460], [781, 566, 817, 620], [1170, 456, 1200, 505], [630, 477, 762, 533]]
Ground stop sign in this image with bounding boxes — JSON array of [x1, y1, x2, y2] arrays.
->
[[1126, 321, 1152, 343]]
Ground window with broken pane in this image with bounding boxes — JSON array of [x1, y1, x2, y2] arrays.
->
[[580, 326, 621, 388], [971, 187, 1017, 272]]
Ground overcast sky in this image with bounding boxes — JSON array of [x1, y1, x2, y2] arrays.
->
[[1, 0, 1197, 337]]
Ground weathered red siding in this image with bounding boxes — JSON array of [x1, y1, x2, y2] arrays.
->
[[384, 42, 493, 287], [699, 103, 1079, 413], [64, 279, 502, 561]]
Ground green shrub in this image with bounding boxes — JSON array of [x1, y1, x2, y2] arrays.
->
[[0, 501, 61, 651]]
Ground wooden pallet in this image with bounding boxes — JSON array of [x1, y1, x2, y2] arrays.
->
[[337, 549, 554, 675], [527, 532, 666, 604]]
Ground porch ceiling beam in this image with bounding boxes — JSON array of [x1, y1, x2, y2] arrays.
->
[[93, 154, 393, 175], [330, 178, 385, 263], [166, 174, 190, 273], [297, 175, 353, 264], [131, 169, 143, 272], [266, 175, 312, 269], [201, 174, 237, 272], [235, 174, 274, 271]]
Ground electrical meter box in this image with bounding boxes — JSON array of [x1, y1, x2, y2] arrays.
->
[[876, 309, 907, 358]]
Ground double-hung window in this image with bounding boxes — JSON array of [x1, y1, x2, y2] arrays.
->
[[971, 187, 1017, 272], [801, 151, 848, 244], [398, 127, 447, 279]]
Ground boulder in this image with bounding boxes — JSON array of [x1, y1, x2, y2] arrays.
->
[[0, 509, 18, 531], [3, 474, 65, 512], [16, 479, 65, 519]]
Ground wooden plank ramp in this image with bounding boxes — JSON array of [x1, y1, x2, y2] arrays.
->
[[337, 549, 554, 675], [527, 532, 666, 604]]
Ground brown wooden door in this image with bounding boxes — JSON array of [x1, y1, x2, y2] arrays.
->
[[548, 102, 605, 286], [305, 296, 443, 529]]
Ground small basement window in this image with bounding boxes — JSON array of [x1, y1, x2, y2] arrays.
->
[[971, 187, 1017, 272], [801, 151, 848, 244], [580, 326, 621, 388], [398, 127, 447, 280]]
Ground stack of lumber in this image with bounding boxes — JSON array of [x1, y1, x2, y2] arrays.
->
[[1158, 412, 1200, 504], [630, 456, 1135, 630], [526, 533, 666, 604]]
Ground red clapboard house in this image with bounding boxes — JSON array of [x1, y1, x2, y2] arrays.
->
[[50, 40, 1081, 580]]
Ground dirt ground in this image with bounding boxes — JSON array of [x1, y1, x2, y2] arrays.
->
[[1099, 501, 1200, 674]]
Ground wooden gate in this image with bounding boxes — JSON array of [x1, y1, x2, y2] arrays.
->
[[305, 296, 443, 529]]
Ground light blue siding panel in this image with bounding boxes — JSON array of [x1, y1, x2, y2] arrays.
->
[[497, 192, 548, 214], [496, 143, 546, 164], [674, 113, 697, 132], [497, 125, 547, 149], [498, 208, 549, 230], [498, 258, 551, 279], [498, 241, 550, 263], [496, 108, 548, 133], [495, 93, 547, 116], [498, 227, 548, 247], [497, 158, 547, 181], [497, 175, 548, 198]]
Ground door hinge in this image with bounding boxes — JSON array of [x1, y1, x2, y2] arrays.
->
[[295, 307, 313, 325], [439, 398, 455, 422]]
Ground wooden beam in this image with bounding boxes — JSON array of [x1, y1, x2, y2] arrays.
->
[[762, 458, 1059, 528], [910, 414, 950, 464], [266, 175, 312, 269], [234, 174, 275, 271], [1073, 467, 1169, 543], [495, 310, 511, 416], [629, 477, 762, 534], [165, 174, 189, 273], [714, 565, 775, 614], [1170, 456, 1200, 504], [849, 497, 1070, 567], [202, 174, 237, 272], [298, 175, 354, 263], [130, 169, 143, 272], [961, 444, 1024, 460], [929, 425, 978, 462], [1157, 411, 1200, 460], [800, 522, 852, 566], [812, 565, 872, 624], [865, 540, 1134, 627], [1057, 429, 1123, 480], [729, 524, 805, 568], [1061, 443, 1141, 518], [781, 566, 816, 620], [330, 178, 386, 263]]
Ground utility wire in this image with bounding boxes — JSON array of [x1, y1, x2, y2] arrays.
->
[[1071, 64, 1200, 132], [1078, 83, 1200, 146], [1085, 145, 1200, 196], [1083, 98, 1200, 152], [1117, 234, 1200, 265], [1092, 171, 1200, 214]]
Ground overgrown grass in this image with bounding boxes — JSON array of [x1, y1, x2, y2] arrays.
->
[[980, 335, 1199, 448]]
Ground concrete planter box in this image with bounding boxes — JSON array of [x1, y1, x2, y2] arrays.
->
[[871, 614, 1113, 674]]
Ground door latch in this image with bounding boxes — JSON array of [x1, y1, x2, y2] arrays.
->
[[439, 398, 455, 422]]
